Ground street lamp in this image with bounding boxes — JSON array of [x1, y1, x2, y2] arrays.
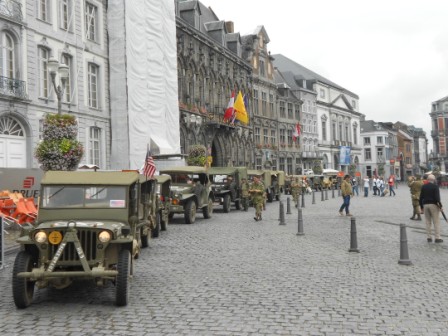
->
[[48, 57, 69, 115]]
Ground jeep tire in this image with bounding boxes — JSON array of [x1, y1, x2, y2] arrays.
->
[[116, 249, 131, 306], [184, 199, 196, 224], [223, 194, 231, 213], [151, 212, 161, 238], [12, 251, 36, 309], [203, 196, 213, 219]]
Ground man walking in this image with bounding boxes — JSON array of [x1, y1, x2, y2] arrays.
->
[[388, 175, 396, 196], [408, 175, 423, 220], [249, 175, 265, 221], [419, 174, 443, 243], [339, 174, 353, 216], [363, 176, 370, 197], [240, 177, 250, 211]]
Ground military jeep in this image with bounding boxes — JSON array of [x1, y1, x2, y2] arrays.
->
[[208, 167, 248, 212], [159, 166, 214, 224], [12, 170, 158, 308]]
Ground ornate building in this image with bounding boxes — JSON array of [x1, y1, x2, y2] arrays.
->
[[175, 1, 254, 167], [430, 96, 448, 171], [0, 0, 110, 169]]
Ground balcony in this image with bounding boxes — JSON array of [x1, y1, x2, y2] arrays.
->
[[0, 0, 23, 22], [0, 76, 27, 99]]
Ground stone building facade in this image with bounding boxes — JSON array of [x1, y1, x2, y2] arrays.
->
[[175, 1, 254, 167], [0, 0, 110, 169]]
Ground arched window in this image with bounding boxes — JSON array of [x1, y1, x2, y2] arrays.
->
[[1, 33, 15, 79]]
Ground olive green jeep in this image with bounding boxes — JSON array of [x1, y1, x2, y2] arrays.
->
[[12, 170, 158, 308], [159, 166, 214, 224], [208, 167, 248, 212]]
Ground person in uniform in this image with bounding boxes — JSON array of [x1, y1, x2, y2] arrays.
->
[[225, 176, 237, 201], [291, 177, 302, 208], [249, 175, 265, 221], [240, 177, 250, 211], [408, 175, 423, 220]]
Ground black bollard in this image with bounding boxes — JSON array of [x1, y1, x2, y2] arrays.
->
[[325, 188, 328, 200], [312, 190, 316, 204], [332, 185, 335, 198], [286, 197, 292, 214], [338, 187, 341, 197], [278, 200, 282, 220], [398, 224, 412, 265], [321, 188, 324, 201], [279, 201, 286, 225], [348, 216, 360, 253], [301, 191, 305, 208], [296, 207, 304, 235]]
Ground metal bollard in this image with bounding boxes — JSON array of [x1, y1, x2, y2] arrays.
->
[[278, 200, 282, 220], [286, 197, 292, 214], [296, 207, 304, 235], [279, 201, 286, 225], [332, 185, 335, 198], [301, 191, 305, 208], [312, 190, 316, 204], [338, 187, 341, 197], [348, 217, 360, 253], [321, 188, 324, 201], [325, 188, 328, 200], [398, 224, 412, 265]]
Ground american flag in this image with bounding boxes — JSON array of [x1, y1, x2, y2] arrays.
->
[[143, 150, 156, 178]]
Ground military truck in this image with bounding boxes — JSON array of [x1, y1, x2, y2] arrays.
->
[[208, 167, 248, 212], [154, 175, 171, 235], [12, 170, 158, 308], [159, 166, 214, 224]]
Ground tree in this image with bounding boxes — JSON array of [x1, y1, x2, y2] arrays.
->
[[35, 114, 84, 171]]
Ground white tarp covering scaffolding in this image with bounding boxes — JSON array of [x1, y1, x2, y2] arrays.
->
[[108, 0, 180, 170]]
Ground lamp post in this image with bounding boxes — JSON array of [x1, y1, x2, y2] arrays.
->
[[47, 57, 69, 115]]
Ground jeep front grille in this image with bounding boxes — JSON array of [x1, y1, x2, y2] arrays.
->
[[48, 230, 98, 262]]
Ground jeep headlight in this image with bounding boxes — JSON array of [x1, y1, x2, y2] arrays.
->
[[98, 231, 111, 243], [34, 231, 48, 243]]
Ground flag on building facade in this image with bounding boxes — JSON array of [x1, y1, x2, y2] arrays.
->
[[223, 91, 235, 122], [233, 91, 248, 124], [292, 123, 301, 141], [142, 149, 156, 178]]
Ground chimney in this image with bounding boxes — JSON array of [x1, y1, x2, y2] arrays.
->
[[225, 21, 234, 33]]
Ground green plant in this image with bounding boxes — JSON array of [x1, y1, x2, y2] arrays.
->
[[187, 144, 207, 167], [35, 113, 84, 171]]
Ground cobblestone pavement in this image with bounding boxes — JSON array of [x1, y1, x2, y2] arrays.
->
[[2, 185, 448, 335]]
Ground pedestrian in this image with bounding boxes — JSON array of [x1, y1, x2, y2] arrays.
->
[[388, 175, 396, 196], [378, 176, 385, 197], [408, 175, 423, 220], [373, 176, 378, 196], [363, 176, 370, 197], [352, 177, 359, 196], [249, 175, 265, 221], [291, 177, 302, 208], [419, 174, 443, 243], [338, 174, 353, 216], [240, 177, 250, 211]]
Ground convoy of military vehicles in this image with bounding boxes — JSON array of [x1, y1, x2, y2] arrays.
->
[[6, 165, 341, 308]]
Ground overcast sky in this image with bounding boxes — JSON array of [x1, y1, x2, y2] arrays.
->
[[203, 0, 448, 151]]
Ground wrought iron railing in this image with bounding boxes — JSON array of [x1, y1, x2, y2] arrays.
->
[[0, 76, 27, 99], [0, 0, 23, 22]]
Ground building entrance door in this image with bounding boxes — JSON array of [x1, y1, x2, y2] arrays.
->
[[0, 117, 26, 168]]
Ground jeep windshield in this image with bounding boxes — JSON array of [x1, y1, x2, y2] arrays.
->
[[41, 185, 127, 208], [168, 173, 199, 184]]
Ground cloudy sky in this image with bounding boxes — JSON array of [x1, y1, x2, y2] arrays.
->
[[203, 0, 448, 150]]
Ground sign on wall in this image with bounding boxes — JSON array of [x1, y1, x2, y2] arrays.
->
[[339, 146, 351, 165]]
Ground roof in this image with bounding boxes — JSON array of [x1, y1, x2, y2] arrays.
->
[[272, 53, 359, 98], [159, 166, 208, 174], [41, 171, 146, 185], [154, 175, 171, 184]]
